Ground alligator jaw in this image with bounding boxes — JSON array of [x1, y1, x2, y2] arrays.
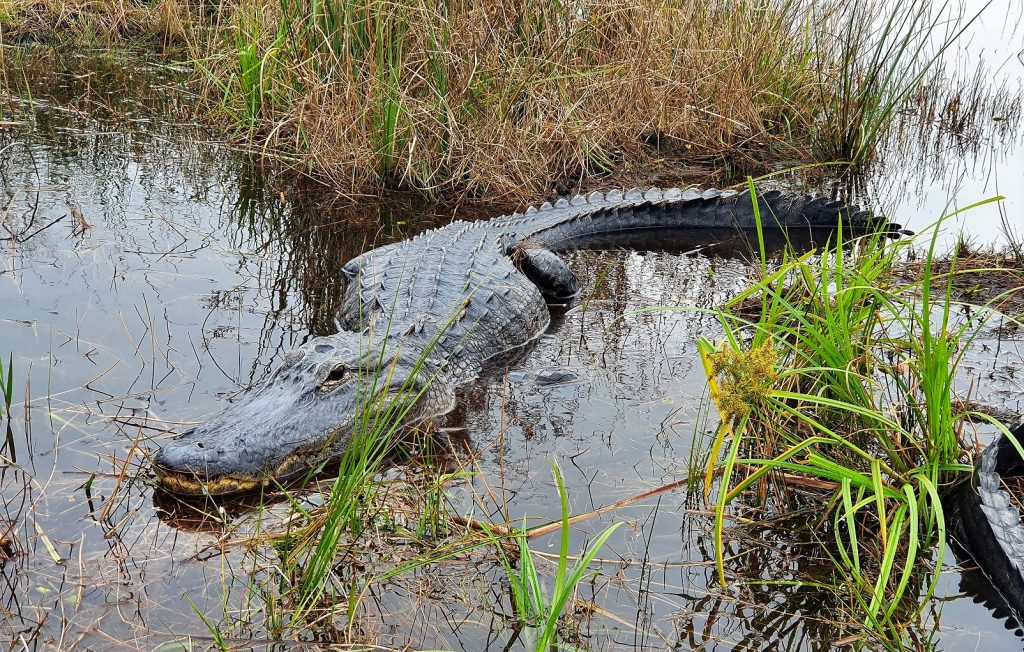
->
[[152, 449, 316, 496], [151, 402, 357, 498], [150, 331, 441, 496], [153, 468, 262, 496], [151, 331, 382, 496]]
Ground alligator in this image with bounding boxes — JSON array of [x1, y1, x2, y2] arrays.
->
[[950, 422, 1024, 625], [152, 186, 894, 495]]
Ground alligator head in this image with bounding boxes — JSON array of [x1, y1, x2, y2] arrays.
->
[[152, 331, 439, 495]]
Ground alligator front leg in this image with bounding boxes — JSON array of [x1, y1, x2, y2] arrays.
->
[[512, 245, 581, 302]]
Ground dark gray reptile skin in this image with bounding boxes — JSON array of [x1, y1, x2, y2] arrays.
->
[[979, 434, 1024, 566], [952, 422, 1024, 623], [152, 186, 891, 494]]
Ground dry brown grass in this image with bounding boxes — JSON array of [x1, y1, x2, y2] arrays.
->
[[1, 0, 153, 43], [209, 0, 836, 201], [0, 0, 979, 203]]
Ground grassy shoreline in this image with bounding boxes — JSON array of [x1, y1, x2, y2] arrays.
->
[[0, 0, 984, 203]]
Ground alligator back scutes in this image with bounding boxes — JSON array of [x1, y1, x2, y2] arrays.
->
[[495, 186, 878, 237], [978, 432, 1024, 572], [950, 423, 1024, 624], [342, 188, 881, 263], [495, 187, 735, 227]]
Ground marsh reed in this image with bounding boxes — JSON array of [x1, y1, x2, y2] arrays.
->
[[1, 0, 985, 202]]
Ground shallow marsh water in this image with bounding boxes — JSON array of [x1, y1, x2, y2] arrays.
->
[[868, 0, 1024, 247], [1, 14, 1024, 652]]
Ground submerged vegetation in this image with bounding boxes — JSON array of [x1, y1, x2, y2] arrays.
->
[[0, 0, 1004, 200], [0, 353, 11, 419]]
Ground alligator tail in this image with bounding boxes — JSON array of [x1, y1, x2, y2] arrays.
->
[[951, 425, 1024, 622], [499, 186, 899, 250]]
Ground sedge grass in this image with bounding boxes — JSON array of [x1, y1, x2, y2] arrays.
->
[[495, 461, 623, 651], [287, 339, 448, 623], [696, 181, 1009, 647], [233, 6, 285, 130], [220, 363, 447, 636], [185, 593, 231, 651], [809, 0, 985, 167], [200, 0, 973, 199], [0, 0, 192, 45], [257, 278, 486, 630]]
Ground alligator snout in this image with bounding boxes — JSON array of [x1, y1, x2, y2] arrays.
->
[[153, 419, 327, 496], [151, 426, 262, 495], [152, 427, 224, 473]]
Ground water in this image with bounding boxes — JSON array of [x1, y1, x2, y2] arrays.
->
[[0, 8, 1023, 648], [873, 0, 1024, 245]]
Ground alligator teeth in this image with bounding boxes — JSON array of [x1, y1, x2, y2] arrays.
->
[[555, 198, 570, 208], [644, 187, 662, 200], [624, 187, 642, 200], [570, 194, 586, 206], [606, 189, 622, 201], [587, 191, 604, 203], [540, 202, 553, 211]]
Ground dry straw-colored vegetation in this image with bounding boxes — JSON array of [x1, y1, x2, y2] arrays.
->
[[0, 0, 960, 201], [0, 0, 173, 44], [207, 0, 835, 200]]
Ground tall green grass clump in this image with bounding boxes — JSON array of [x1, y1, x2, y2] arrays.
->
[[280, 343, 446, 625], [697, 182, 1008, 648], [235, 7, 285, 129], [810, 0, 983, 166], [196, 4, 288, 131], [252, 290, 478, 631], [496, 461, 622, 651]]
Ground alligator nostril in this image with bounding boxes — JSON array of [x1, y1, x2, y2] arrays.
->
[[196, 442, 204, 449], [315, 344, 333, 353]]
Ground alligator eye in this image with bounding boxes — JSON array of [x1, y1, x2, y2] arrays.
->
[[321, 364, 348, 389]]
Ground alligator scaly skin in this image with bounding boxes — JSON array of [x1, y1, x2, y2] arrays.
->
[[152, 186, 892, 495], [952, 423, 1024, 620]]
